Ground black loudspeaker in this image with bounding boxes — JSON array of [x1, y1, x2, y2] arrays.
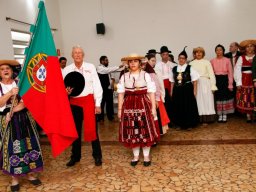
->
[[96, 23, 105, 34]]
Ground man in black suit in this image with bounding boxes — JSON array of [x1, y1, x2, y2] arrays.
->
[[224, 42, 242, 68], [224, 42, 242, 114], [97, 56, 123, 122]]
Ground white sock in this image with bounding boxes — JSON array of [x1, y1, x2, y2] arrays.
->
[[218, 115, 223, 121], [142, 146, 151, 157], [132, 147, 140, 161], [223, 114, 227, 121]]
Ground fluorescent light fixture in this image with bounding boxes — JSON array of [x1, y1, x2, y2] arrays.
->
[[14, 54, 26, 59], [13, 44, 28, 48], [11, 31, 30, 42]]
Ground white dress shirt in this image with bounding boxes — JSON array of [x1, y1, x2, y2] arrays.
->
[[97, 64, 120, 89], [155, 60, 177, 80], [62, 62, 103, 107]]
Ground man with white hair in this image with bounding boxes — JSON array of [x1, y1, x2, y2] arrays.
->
[[63, 46, 103, 167]]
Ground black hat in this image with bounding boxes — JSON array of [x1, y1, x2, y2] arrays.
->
[[160, 46, 172, 54], [64, 71, 85, 97], [146, 49, 159, 55], [178, 46, 188, 59]]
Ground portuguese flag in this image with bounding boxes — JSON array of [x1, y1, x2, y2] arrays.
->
[[18, 1, 78, 157]]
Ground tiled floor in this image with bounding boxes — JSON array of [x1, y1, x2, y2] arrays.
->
[[1, 115, 256, 192]]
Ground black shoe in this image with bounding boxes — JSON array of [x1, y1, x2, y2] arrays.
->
[[152, 143, 157, 147], [66, 159, 79, 167], [94, 158, 102, 166], [247, 119, 252, 123], [108, 117, 114, 121], [10, 184, 20, 192], [130, 160, 139, 167], [28, 178, 42, 186], [143, 161, 151, 167]]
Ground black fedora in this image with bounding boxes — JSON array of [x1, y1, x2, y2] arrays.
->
[[64, 71, 85, 97], [146, 49, 159, 55], [160, 46, 172, 54]]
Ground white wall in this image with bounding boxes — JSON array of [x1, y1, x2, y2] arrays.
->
[[58, 0, 256, 66], [1, 0, 256, 66], [0, 0, 61, 60]]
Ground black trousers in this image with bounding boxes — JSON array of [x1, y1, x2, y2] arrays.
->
[[98, 89, 114, 121], [70, 105, 102, 161]]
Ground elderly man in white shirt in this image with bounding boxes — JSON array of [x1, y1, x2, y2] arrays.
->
[[63, 45, 103, 167]]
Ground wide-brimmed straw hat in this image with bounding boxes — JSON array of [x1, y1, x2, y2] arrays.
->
[[239, 39, 256, 48], [121, 54, 145, 62], [0, 60, 20, 66], [0, 60, 21, 78]]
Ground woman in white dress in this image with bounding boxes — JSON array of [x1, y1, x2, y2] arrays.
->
[[190, 47, 217, 124]]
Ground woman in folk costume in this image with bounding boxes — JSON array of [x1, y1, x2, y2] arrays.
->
[[190, 47, 217, 124], [0, 60, 43, 192], [143, 54, 169, 135], [117, 54, 160, 167], [253, 56, 256, 116], [170, 47, 200, 129], [211, 44, 234, 122], [234, 40, 256, 122]]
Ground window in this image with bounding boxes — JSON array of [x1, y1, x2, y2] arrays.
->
[[11, 29, 31, 65]]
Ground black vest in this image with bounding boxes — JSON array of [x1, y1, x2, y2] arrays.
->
[[98, 73, 110, 90], [173, 65, 191, 86]]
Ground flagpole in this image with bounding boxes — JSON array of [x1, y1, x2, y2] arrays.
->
[[0, 1, 43, 151]]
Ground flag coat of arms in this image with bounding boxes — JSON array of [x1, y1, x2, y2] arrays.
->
[[18, 1, 78, 158]]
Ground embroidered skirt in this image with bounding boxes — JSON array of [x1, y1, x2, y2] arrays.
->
[[119, 90, 160, 148], [215, 75, 234, 115], [236, 73, 255, 114], [0, 109, 43, 176]]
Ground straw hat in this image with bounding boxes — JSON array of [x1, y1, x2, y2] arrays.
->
[[0, 60, 19, 66], [239, 39, 256, 48], [121, 54, 145, 62]]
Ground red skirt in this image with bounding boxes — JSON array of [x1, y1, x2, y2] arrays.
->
[[119, 89, 160, 148], [236, 73, 254, 114]]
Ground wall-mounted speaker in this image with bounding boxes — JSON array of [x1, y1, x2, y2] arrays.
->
[[96, 23, 105, 35]]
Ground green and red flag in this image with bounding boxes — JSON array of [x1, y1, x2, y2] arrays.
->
[[18, 1, 77, 158]]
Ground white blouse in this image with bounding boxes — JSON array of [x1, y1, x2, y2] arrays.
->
[[169, 64, 200, 82], [234, 55, 254, 86], [190, 59, 217, 91], [0, 81, 18, 112], [117, 71, 156, 93]]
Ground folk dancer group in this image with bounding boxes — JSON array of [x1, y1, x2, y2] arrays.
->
[[1, 39, 256, 191]]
